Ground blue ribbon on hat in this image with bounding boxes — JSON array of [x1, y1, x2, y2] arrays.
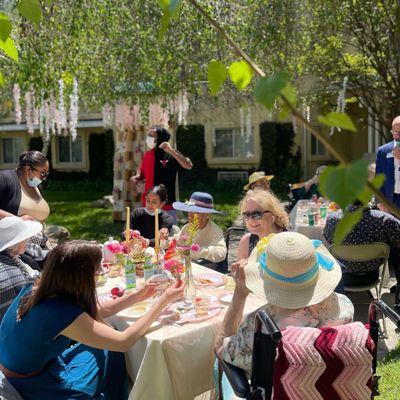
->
[[259, 239, 334, 284]]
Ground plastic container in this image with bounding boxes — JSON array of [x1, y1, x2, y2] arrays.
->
[[103, 237, 119, 263], [308, 209, 315, 226], [125, 257, 136, 289], [143, 254, 155, 281]]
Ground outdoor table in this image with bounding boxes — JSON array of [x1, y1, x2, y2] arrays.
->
[[97, 263, 265, 400], [289, 199, 329, 240]]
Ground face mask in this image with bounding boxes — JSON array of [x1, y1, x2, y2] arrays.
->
[[27, 177, 42, 187], [146, 136, 156, 149]]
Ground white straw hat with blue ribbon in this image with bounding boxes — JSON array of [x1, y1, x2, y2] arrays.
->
[[245, 231, 341, 309]]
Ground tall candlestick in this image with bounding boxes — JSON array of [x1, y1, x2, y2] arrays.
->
[[154, 208, 159, 257], [125, 206, 130, 243]]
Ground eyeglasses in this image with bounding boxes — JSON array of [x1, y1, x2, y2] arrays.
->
[[242, 210, 270, 221], [31, 167, 49, 180]]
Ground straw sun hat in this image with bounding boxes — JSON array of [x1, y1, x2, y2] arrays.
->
[[245, 231, 341, 309], [243, 171, 274, 191]]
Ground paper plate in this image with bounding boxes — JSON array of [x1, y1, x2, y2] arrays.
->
[[194, 273, 225, 287], [120, 305, 148, 319]]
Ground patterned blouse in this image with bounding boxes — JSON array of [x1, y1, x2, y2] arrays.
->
[[323, 206, 400, 273], [222, 292, 354, 374]]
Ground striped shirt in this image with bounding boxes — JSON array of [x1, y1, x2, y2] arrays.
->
[[0, 252, 35, 322]]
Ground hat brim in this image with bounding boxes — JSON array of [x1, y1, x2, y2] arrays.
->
[[172, 201, 222, 214], [243, 175, 274, 191], [245, 243, 341, 309], [0, 220, 43, 253]]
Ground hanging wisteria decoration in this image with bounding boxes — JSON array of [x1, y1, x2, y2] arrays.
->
[[245, 107, 252, 143], [306, 105, 311, 123], [13, 84, 22, 124], [330, 76, 348, 136], [102, 103, 114, 129], [58, 79, 67, 134], [24, 91, 34, 135], [69, 78, 79, 141], [240, 107, 244, 138]]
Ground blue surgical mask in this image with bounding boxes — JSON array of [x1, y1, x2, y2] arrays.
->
[[27, 177, 42, 187]]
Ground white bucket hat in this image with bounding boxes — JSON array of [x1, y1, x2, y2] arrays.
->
[[245, 231, 341, 309], [0, 216, 43, 253]]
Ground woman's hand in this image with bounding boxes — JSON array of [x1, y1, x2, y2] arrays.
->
[[20, 214, 36, 221], [135, 282, 159, 302], [231, 259, 250, 297], [160, 280, 185, 305]]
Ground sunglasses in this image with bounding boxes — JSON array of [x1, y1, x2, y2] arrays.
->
[[31, 167, 49, 180], [242, 210, 270, 221]]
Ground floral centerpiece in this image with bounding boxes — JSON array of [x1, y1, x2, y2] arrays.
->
[[164, 214, 200, 302]]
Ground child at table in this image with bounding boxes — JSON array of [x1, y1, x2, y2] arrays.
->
[[0, 240, 184, 400]]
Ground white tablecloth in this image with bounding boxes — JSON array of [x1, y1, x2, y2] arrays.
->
[[98, 264, 264, 400], [290, 200, 327, 240]]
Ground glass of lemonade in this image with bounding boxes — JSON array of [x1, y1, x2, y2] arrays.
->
[[194, 295, 211, 317]]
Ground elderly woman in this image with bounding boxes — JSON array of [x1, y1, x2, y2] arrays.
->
[[0, 216, 43, 321], [237, 190, 289, 261], [243, 171, 274, 192], [172, 192, 227, 268]]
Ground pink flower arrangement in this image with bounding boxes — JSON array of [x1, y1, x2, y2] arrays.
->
[[190, 243, 200, 252], [163, 259, 185, 275], [106, 242, 129, 255]]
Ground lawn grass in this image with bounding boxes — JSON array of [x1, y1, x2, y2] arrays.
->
[[377, 344, 400, 398], [44, 189, 240, 242]]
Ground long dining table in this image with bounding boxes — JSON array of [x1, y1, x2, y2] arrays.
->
[[97, 263, 265, 400]]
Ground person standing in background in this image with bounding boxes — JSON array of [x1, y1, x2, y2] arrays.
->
[[130, 126, 193, 224]]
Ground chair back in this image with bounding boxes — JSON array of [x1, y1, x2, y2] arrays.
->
[[329, 242, 390, 264], [252, 312, 375, 400], [221, 227, 246, 273]]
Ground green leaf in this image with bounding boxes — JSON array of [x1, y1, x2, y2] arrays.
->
[[357, 173, 386, 205], [277, 104, 290, 121], [228, 60, 253, 91], [208, 60, 227, 96], [0, 72, 4, 87], [280, 82, 297, 105], [254, 71, 290, 109], [17, 0, 41, 27], [0, 13, 12, 42], [333, 209, 363, 245], [0, 37, 18, 61], [319, 159, 369, 209], [157, 0, 182, 38], [318, 112, 357, 132]]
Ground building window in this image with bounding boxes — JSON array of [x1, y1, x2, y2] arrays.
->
[[57, 136, 83, 163], [212, 127, 254, 159], [1, 137, 25, 164], [310, 135, 327, 156]]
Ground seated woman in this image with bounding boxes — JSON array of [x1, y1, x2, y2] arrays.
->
[[292, 165, 327, 202], [128, 184, 174, 246], [243, 171, 274, 192], [0, 216, 43, 321], [237, 190, 289, 261], [0, 150, 51, 267], [172, 192, 227, 269], [0, 240, 184, 400], [214, 232, 354, 397]]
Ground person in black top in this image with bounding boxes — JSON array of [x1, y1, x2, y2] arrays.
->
[[129, 185, 174, 247]]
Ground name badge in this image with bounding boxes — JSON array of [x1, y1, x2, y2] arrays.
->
[[387, 152, 394, 158]]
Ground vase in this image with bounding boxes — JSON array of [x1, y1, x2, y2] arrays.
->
[[182, 252, 196, 303]]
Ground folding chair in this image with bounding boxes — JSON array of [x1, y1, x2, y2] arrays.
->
[[329, 242, 390, 337], [217, 300, 400, 400]]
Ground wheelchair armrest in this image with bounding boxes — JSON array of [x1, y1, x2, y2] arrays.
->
[[372, 300, 400, 328], [219, 358, 250, 399]]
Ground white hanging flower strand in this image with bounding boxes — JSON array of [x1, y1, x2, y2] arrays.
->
[[69, 77, 79, 141], [13, 83, 22, 124], [240, 107, 244, 138], [330, 76, 348, 136], [246, 107, 252, 144], [25, 91, 34, 135], [102, 103, 113, 129], [58, 79, 67, 133]]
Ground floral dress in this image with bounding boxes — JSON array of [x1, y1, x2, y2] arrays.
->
[[222, 292, 354, 374]]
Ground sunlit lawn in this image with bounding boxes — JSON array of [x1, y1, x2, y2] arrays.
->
[[378, 344, 400, 398]]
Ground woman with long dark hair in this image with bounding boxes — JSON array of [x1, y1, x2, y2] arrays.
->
[[0, 240, 184, 399]]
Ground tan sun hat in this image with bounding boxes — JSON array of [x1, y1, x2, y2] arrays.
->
[[243, 171, 274, 191], [245, 231, 341, 309]]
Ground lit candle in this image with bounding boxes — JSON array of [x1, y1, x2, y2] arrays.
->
[[125, 206, 130, 243], [154, 208, 159, 257]]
